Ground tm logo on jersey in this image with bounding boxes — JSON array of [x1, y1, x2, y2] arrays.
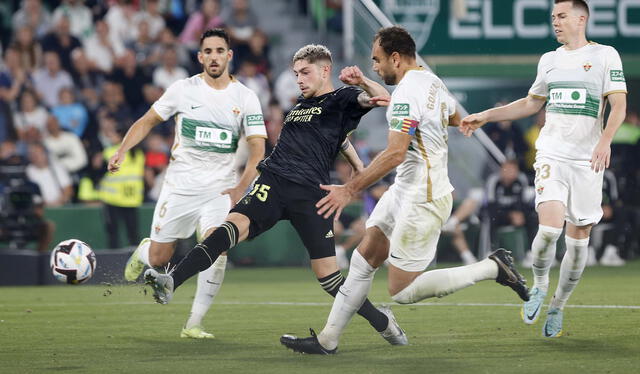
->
[[392, 103, 410, 116], [610, 70, 625, 82], [246, 114, 264, 126], [195, 127, 232, 145]]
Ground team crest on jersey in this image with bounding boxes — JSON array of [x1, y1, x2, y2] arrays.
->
[[232, 107, 241, 116], [583, 62, 592, 72]]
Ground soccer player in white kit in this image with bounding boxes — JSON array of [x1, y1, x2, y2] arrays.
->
[[280, 26, 529, 354], [461, 0, 627, 337], [108, 29, 267, 339]]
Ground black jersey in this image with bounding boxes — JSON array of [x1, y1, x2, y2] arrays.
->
[[259, 86, 370, 188]]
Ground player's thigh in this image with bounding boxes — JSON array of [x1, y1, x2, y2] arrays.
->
[[387, 194, 453, 273], [230, 171, 284, 240], [287, 191, 336, 262], [365, 185, 399, 241], [533, 157, 568, 227], [565, 163, 604, 227], [197, 193, 232, 242], [150, 188, 199, 243]]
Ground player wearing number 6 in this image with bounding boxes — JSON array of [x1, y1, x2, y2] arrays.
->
[[110, 29, 267, 339], [145, 44, 412, 345], [461, 0, 627, 337]]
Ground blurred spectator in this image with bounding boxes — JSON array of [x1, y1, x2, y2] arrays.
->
[[179, 0, 224, 49], [40, 14, 83, 73], [152, 47, 188, 90], [110, 49, 151, 111], [105, 0, 138, 46], [237, 58, 270, 111], [486, 159, 533, 255], [84, 20, 125, 74], [590, 170, 626, 266], [52, 0, 94, 40], [43, 114, 87, 175], [9, 25, 42, 72], [524, 109, 545, 173], [484, 102, 528, 166], [133, 0, 166, 41], [12, 0, 51, 38], [143, 132, 169, 201], [70, 48, 104, 99], [51, 86, 89, 137], [97, 81, 133, 124], [274, 67, 299, 112], [127, 19, 159, 74], [225, 0, 258, 47], [0, 46, 28, 104], [31, 51, 74, 108], [441, 188, 483, 265], [26, 142, 73, 207], [13, 89, 49, 139], [153, 28, 190, 69], [264, 99, 284, 155], [98, 126, 145, 248], [233, 29, 271, 76]]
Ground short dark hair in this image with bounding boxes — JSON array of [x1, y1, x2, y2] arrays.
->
[[374, 26, 416, 58], [200, 28, 230, 48], [554, 0, 590, 17]]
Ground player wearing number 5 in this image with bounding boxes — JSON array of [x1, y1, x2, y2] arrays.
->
[[109, 29, 267, 339], [461, 0, 627, 337]]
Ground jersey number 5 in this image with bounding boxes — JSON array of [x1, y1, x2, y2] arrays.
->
[[249, 183, 271, 202]]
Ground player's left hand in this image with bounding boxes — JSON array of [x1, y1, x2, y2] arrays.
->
[[222, 186, 245, 207], [590, 140, 611, 172], [316, 184, 354, 221], [339, 66, 365, 86]]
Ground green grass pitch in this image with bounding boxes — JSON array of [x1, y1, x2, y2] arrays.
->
[[1, 262, 639, 373]]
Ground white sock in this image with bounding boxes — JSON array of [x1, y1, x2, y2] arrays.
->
[[531, 225, 563, 293], [318, 250, 376, 350], [137, 238, 151, 267], [185, 255, 227, 329], [392, 258, 498, 304], [549, 236, 589, 310]]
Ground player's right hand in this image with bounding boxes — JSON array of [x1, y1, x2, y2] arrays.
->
[[107, 151, 125, 173], [339, 66, 365, 86], [459, 112, 488, 137]]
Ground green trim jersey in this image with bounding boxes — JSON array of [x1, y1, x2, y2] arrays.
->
[[152, 74, 267, 194], [387, 69, 456, 202], [529, 43, 627, 164]]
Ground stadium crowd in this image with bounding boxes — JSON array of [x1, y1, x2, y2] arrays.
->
[[0, 0, 638, 264]]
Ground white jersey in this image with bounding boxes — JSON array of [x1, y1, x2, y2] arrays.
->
[[387, 68, 456, 202], [152, 74, 267, 195], [529, 43, 627, 164]]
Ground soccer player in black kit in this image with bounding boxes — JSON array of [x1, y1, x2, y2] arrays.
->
[[145, 44, 408, 345]]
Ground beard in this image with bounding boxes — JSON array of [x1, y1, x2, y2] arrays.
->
[[205, 63, 225, 79], [382, 72, 396, 85]]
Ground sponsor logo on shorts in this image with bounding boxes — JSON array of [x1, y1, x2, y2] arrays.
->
[[610, 70, 625, 82], [325, 230, 334, 238], [536, 186, 544, 195], [154, 224, 161, 233]]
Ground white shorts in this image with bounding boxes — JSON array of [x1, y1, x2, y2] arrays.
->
[[150, 187, 232, 243], [533, 156, 603, 226], [366, 184, 453, 272]]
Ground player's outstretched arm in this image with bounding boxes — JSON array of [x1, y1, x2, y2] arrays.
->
[[339, 139, 364, 175], [222, 136, 265, 205], [591, 92, 626, 172], [317, 131, 410, 220], [460, 96, 545, 137], [107, 108, 164, 172], [339, 65, 389, 108]]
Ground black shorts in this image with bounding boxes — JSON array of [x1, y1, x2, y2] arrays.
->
[[231, 169, 335, 259]]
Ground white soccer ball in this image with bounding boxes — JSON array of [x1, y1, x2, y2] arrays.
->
[[50, 239, 97, 284]]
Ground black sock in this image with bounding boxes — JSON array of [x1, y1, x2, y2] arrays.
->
[[318, 270, 389, 332], [172, 221, 239, 288]]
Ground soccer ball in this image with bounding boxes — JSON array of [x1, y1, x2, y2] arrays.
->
[[50, 239, 97, 284]]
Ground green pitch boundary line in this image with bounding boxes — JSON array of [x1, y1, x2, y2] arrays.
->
[[2, 301, 639, 310]]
